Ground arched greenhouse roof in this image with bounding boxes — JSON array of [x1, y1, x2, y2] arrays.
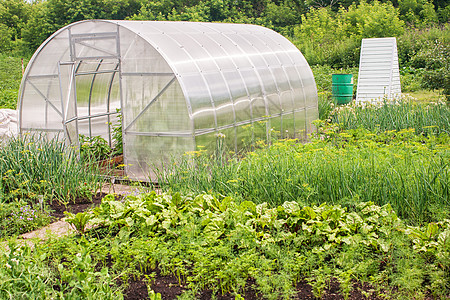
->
[[19, 20, 318, 180]]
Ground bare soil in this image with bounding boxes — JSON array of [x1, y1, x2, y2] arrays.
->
[[49, 192, 107, 220], [122, 275, 387, 300]]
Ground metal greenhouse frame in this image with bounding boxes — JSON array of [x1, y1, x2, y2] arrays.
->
[[18, 20, 318, 181]]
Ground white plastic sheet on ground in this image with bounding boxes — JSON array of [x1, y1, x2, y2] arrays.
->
[[0, 109, 18, 139]]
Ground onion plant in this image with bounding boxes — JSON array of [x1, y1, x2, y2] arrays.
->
[[332, 98, 450, 136], [156, 129, 449, 225], [0, 134, 103, 205]]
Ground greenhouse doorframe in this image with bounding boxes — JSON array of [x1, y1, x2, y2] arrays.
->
[[59, 28, 123, 149]]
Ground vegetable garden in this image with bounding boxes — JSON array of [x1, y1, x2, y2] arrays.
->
[[1, 0, 450, 298], [1, 99, 449, 299]]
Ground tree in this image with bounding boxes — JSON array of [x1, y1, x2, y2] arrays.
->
[[22, 0, 143, 53], [398, 0, 439, 26], [0, 0, 30, 41]]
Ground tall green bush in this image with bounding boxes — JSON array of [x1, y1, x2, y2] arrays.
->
[[294, 1, 405, 67]]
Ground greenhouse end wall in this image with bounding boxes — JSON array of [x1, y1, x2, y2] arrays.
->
[[18, 20, 318, 181]]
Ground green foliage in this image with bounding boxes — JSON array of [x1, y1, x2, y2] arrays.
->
[[342, 0, 406, 38], [148, 289, 162, 300], [0, 202, 52, 238], [0, 191, 449, 298], [84, 191, 449, 297], [57, 249, 123, 299], [317, 92, 334, 120], [20, 0, 141, 52], [0, 24, 13, 52], [411, 38, 449, 100], [0, 242, 60, 298], [79, 110, 123, 160], [158, 123, 449, 225], [64, 211, 93, 235], [111, 109, 123, 157], [398, 0, 439, 26], [0, 54, 27, 109], [80, 135, 113, 161], [294, 1, 405, 67], [331, 98, 450, 134], [396, 25, 449, 97], [0, 0, 31, 53]]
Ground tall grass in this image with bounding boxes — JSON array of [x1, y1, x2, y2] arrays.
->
[[0, 134, 103, 205], [332, 99, 450, 135], [156, 131, 449, 225]]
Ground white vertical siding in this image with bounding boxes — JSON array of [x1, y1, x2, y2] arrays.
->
[[356, 37, 401, 103]]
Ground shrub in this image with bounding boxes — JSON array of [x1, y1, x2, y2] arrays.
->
[[294, 1, 405, 68]]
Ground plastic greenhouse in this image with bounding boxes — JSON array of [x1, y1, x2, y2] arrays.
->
[[18, 20, 318, 181]]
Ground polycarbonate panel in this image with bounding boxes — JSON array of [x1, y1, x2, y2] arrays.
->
[[251, 97, 267, 119], [253, 120, 267, 144], [123, 76, 189, 134], [20, 79, 62, 131], [296, 66, 318, 108], [266, 94, 282, 116], [236, 124, 253, 151], [282, 113, 295, 139], [306, 107, 319, 134], [19, 19, 318, 182], [268, 116, 282, 141], [219, 127, 236, 153], [294, 110, 307, 139], [125, 135, 194, 181], [195, 132, 216, 150], [234, 96, 252, 123], [27, 32, 70, 77]]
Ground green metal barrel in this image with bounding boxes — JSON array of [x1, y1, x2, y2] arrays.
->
[[332, 74, 353, 105]]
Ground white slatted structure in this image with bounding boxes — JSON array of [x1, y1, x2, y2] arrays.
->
[[356, 37, 401, 103]]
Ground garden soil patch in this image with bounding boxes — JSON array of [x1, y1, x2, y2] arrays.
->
[[49, 192, 107, 220], [123, 275, 390, 300]]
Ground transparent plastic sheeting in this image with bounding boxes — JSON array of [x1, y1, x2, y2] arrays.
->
[[18, 20, 318, 181]]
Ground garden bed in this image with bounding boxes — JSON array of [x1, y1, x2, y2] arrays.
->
[[49, 192, 107, 220]]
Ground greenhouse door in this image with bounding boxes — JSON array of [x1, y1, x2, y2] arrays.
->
[[59, 29, 122, 147], [58, 61, 79, 146]]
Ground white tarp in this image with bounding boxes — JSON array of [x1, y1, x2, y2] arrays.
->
[[356, 37, 401, 103], [0, 109, 18, 138]]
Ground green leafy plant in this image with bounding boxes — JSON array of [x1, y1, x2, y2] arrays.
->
[[111, 108, 123, 157], [79, 134, 112, 161], [64, 211, 93, 235], [148, 289, 162, 300]]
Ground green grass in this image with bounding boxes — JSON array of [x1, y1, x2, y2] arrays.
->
[[0, 54, 28, 109], [403, 89, 445, 103]]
